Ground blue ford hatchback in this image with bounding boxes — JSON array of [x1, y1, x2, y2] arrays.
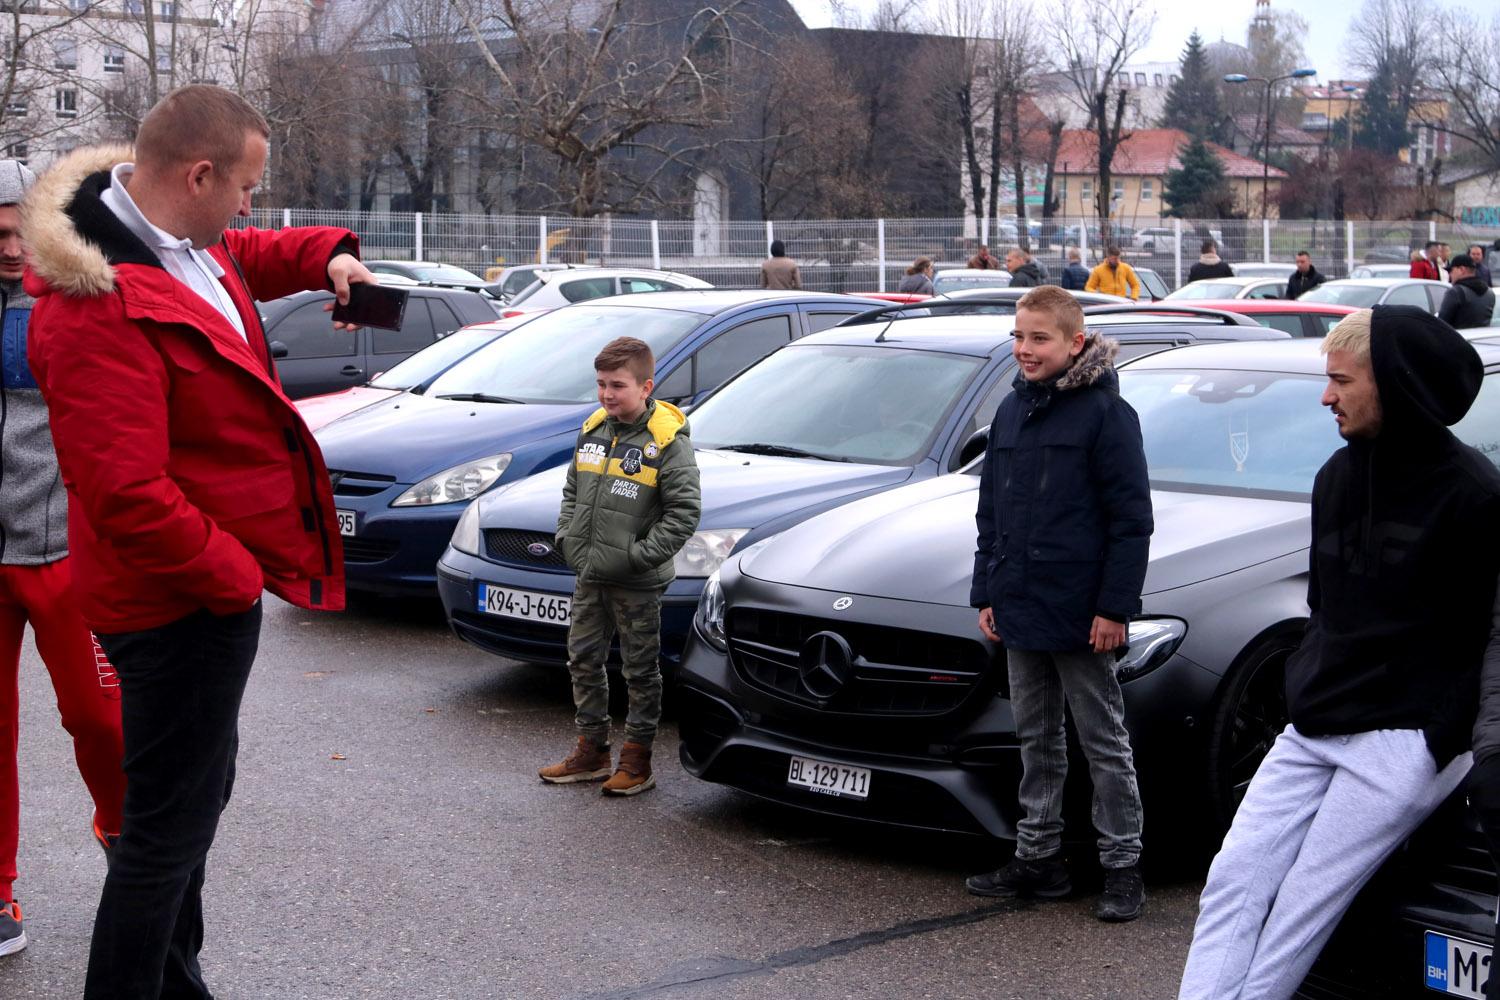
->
[[318, 291, 884, 596], [436, 305, 1289, 671]]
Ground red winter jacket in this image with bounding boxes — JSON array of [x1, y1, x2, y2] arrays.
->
[[21, 144, 353, 633], [1411, 257, 1441, 281]]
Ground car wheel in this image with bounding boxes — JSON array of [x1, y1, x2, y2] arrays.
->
[[1206, 629, 1298, 830]]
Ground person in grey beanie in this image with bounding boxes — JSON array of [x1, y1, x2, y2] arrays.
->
[[0, 158, 126, 960]]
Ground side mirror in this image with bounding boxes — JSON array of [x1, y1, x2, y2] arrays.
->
[[958, 426, 989, 468], [269, 340, 289, 360]]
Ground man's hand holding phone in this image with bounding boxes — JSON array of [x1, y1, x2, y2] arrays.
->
[[325, 253, 381, 330]]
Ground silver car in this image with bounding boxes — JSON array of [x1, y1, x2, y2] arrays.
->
[[676, 339, 1500, 836]]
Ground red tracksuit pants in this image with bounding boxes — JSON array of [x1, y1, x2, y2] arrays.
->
[[0, 559, 126, 903]]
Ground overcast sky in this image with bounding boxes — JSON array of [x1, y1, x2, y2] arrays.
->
[[789, 0, 1487, 82]]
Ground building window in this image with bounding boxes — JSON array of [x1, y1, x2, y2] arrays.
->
[[155, 50, 172, 73], [1058, 177, 1067, 201], [3, 142, 25, 163], [104, 46, 124, 72], [1170, 74, 1180, 85], [55, 88, 77, 117], [1113, 178, 1125, 200], [4, 99, 25, 116], [1153, 73, 1163, 87], [124, 0, 143, 14], [157, 0, 175, 18], [1081, 180, 1093, 204], [1134, 72, 1146, 85], [67, 0, 86, 11], [1141, 179, 1154, 201], [53, 36, 77, 69], [1116, 72, 1128, 87]]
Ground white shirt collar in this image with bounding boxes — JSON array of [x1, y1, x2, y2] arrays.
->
[[103, 162, 225, 278]]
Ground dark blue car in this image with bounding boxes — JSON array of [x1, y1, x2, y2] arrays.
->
[[318, 291, 885, 595], [436, 305, 1289, 671]]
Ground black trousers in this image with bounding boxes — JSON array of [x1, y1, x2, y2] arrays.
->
[[84, 602, 261, 1000]]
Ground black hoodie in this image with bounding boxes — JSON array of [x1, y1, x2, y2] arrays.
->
[[1284, 306, 1500, 765], [1438, 276, 1495, 329]]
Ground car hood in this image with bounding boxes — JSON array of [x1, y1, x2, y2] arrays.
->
[[295, 386, 400, 433], [739, 477, 1309, 603], [315, 392, 587, 479], [479, 450, 915, 534]]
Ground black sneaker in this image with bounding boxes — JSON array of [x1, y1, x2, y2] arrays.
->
[[965, 855, 1071, 899], [1096, 864, 1145, 922], [0, 900, 26, 957]]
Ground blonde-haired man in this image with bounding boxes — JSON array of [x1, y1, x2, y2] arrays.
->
[[1178, 306, 1500, 1000]]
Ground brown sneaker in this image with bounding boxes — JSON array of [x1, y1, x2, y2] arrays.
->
[[538, 736, 612, 784], [602, 741, 655, 796]]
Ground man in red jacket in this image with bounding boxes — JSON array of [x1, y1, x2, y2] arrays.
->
[[22, 85, 372, 1000], [1411, 241, 1442, 280]]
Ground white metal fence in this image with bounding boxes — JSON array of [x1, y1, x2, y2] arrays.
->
[[235, 209, 1500, 293]]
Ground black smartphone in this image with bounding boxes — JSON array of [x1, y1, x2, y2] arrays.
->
[[331, 283, 409, 331]]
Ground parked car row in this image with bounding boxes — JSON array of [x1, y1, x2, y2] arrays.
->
[[1165, 274, 1459, 319]]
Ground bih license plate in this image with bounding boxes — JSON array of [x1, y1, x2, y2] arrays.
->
[[1426, 931, 1491, 997], [786, 754, 871, 800], [476, 583, 571, 626], [336, 509, 356, 537]]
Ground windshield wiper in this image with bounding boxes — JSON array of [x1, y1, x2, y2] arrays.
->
[[716, 443, 850, 462], [435, 393, 525, 404]]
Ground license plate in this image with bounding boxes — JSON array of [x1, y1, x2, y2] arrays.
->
[[1426, 931, 1492, 997], [476, 583, 570, 626], [786, 754, 871, 800], [336, 509, 356, 537]]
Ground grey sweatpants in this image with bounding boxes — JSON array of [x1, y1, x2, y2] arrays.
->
[[1178, 725, 1470, 1000]]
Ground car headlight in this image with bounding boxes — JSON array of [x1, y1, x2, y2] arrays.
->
[[393, 453, 512, 506], [450, 500, 482, 556], [1115, 618, 1187, 681], [695, 570, 727, 651], [673, 528, 749, 579]]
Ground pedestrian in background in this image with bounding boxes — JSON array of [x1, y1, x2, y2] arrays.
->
[[1060, 247, 1090, 290], [23, 85, 375, 1000], [1187, 240, 1234, 283], [1468, 244, 1492, 288], [1085, 246, 1141, 301], [1286, 251, 1326, 299], [1439, 254, 1495, 328], [542, 337, 700, 796], [966, 285, 1153, 923], [1006, 247, 1045, 288], [968, 244, 1001, 270], [898, 257, 934, 295], [1178, 307, 1500, 1000], [0, 158, 125, 960], [760, 240, 801, 290], [1411, 241, 1443, 281]]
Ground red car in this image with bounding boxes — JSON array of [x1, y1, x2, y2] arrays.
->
[[1157, 299, 1358, 338]]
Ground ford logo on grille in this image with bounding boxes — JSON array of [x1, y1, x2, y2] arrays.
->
[[526, 542, 554, 558], [798, 631, 854, 700]]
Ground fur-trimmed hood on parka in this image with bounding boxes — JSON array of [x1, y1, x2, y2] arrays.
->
[[22, 144, 142, 299], [1056, 332, 1119, 391]]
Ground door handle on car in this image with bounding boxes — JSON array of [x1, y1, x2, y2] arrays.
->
[[341, 365, 364, 377]]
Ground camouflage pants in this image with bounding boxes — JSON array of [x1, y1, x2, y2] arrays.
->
[[566, 582, 664, 747]]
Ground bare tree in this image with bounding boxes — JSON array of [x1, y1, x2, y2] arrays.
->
[[0, 0, 112, 155], [448, 0, 741, 218], [1426, 11, 1500, 169], [1051, 0, 1153, 237]]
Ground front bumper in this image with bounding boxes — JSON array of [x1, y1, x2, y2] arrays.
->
[[675, 566, 1212, 840], [334, 486, 462, 596], [436, 547, 703, 668]]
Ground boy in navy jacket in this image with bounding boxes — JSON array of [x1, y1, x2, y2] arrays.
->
[[966, 285, 1154, 921]]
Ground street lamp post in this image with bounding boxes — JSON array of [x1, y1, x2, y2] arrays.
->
[[1225, 68, 1318, 219]]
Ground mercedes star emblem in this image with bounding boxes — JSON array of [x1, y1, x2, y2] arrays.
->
[[833, 596, 853, 611], [798, 631, 854, 700]]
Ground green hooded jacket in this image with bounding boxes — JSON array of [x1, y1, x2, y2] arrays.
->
[[556, 399, 701, 590]]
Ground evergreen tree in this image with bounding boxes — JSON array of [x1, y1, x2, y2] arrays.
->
[[1163, 136, 1235, 217], [1161, 32, 1225, 143], [1354, 58, 1413, 156]]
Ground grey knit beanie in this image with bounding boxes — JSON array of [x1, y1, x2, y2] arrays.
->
[[0, 159, 36, 206]]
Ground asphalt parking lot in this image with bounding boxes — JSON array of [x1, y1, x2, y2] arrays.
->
[[5, 595, 1204, 999]]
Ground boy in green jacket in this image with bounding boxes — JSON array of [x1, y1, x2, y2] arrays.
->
[[540, 336, 701, 795]]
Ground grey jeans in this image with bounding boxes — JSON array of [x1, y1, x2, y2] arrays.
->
[[1008, 647, 1143, 869]]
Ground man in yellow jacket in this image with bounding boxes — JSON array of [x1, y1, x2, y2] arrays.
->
[[1085, 246, 1141, 301]]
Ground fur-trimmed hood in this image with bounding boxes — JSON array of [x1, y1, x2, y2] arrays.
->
[[22, 144, 151, 299], [1056, 332, 1119, 391]]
